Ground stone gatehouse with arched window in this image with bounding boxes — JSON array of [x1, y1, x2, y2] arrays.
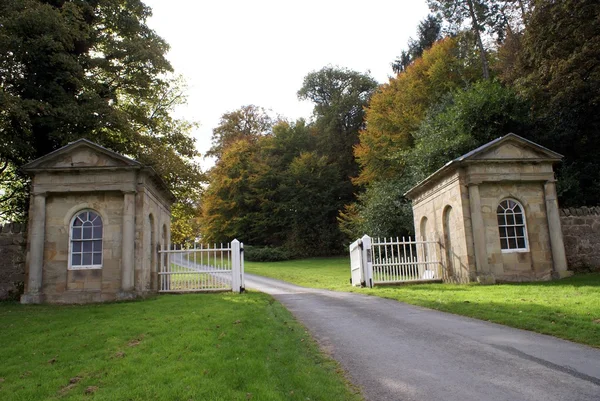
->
[[405, 133, 572, 283], [20, 139, 174, 304]]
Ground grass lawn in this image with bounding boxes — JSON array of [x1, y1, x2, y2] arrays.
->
[[0, 293, 362, 401], [245, 257, 600, 348]]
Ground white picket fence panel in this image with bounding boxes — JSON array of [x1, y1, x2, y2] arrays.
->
[[158, 239, 244, 293], [350, 235, 442, 287]]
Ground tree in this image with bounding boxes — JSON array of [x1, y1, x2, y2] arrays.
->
[[207, 104, 273, 159], [200, 139, 259, 244], [298, 66, 377, 180], [280, 151, 344, 255], [0, 0, 203, 228], [392, 14, 443, 74], [427, 0, 493, 79], [409, 80, 531, 180], [507, 0, 600, 206], [355, 36, 482, 184]]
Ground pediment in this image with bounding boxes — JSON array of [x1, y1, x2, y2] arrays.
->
[[470, 142, 554, 161], [22, 139, 141, 171], [460, 133, 562, 163]]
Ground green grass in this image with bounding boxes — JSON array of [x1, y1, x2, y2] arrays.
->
[[245, 257, 600, 348], [0, 293, 362, 401]]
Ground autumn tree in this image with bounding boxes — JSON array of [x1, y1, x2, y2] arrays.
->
[[355, 36, 482, 184], [0, 0, 203, 230], [206, 104, 272, 159]]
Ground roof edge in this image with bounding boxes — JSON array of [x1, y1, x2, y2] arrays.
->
[[404, 133, 563, 200]]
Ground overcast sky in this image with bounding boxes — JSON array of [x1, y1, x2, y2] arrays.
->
[[143, 0, 430, 168]]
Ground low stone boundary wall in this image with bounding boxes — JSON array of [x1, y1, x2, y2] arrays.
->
[[560, 207, 600, 273], [0, 222, 26, 300]]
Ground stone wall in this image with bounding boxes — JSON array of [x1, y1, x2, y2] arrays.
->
[[560, 207, 600, 272], [0, 222, 26, 300]]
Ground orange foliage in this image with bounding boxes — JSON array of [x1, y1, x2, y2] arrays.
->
[[355, 37, 480, 184]]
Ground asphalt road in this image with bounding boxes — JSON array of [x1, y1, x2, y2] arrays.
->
[[245, 274, 600, 401]]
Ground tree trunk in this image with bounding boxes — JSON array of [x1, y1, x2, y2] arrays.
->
[[467, 0, 490, 80]]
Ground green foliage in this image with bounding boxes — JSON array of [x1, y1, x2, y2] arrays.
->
[[339, 178, 415, 239], [0, 293, 362, 400], [0, 0, 203, 230], [410, 80, 531, 180], [298, 66, 377, 186], [505, 0, 600, 206]]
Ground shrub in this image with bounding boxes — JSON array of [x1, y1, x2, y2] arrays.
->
[[244, 246, 294, 262]]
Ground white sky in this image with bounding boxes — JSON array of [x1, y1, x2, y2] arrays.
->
[[143, 0, 430, 169]]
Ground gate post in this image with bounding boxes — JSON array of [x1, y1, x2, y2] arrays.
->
[[361, 234, 374, 288], [231, 239, 242, 293]]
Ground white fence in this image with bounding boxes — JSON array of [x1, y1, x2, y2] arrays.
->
[[158, 239, 244, 293], [350, 234, 442, 287]]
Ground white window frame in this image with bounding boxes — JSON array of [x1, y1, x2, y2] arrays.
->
[[497, 199, 529, 253], [68, 209, 103, 270]]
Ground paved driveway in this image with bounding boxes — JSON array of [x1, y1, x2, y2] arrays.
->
[[245, 274, 600, 401]]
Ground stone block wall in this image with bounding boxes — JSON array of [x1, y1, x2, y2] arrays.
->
[[0, 222, 26, 300], [560, 207, 600, 272]]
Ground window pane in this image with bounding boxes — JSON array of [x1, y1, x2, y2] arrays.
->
[[497, 215, 505, 226], [500, 239, 508, 249], [499, 227, 508, 238], [508, 200, 516, 208], [93, 240, 102, 252], [506, 214, 515, 225], [507, 227, 516, 237], [89, 212, 98, 222], [72, 227, 82, 239], [93, 226, 103, 238], [72, 254, 81, 265], [516, 226, 525, 237], [83, 227, 93, 239], [73, 217, 83, 227], [508, 238, 517, 249], [515, 214, 523, 225], [82, 253, 92, 265], [517, 237, 526, 249], [93, 253, 102, 265], [72, 241, 82, 252], [82, 242, 92, 252]]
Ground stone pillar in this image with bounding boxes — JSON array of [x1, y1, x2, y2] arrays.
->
[[468, 184, 494, 284], [21, 192, 46, 304], [120, 191, 136, 295], [544, 181, 571, 278]]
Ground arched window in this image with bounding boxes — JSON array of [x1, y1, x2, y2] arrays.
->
[[70, 210, 103, 269], [497, 199, 528, 251]]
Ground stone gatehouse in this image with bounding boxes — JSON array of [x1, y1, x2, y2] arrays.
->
[[405, 133, 571, 283], [20, 139, 174, 304]]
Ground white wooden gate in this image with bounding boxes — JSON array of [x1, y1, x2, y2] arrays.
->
[[158, 239, 244, 293], [349, 234, 373, 287], [350, 235, 442, 287]]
